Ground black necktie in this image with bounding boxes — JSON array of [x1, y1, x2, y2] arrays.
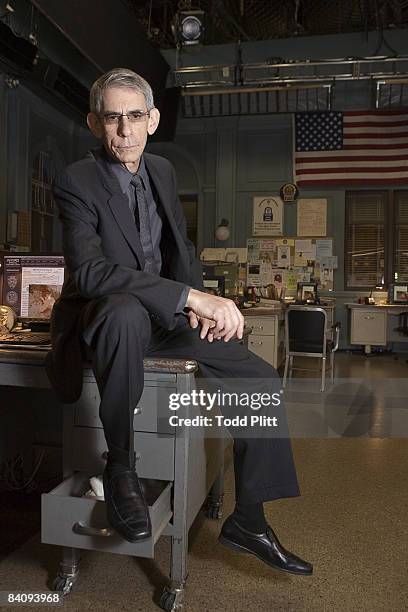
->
[[130, 175, 157, 273]]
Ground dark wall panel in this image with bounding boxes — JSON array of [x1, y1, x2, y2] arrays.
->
[[150, 87, 180, 142]]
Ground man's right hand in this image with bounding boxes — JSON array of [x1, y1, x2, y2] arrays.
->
[[185, 289, 244, 342]]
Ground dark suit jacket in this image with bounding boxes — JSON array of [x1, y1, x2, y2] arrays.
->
[[46, 147, 203, 403]]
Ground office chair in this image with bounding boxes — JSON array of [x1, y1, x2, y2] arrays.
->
[[283, 306, 341, 392]]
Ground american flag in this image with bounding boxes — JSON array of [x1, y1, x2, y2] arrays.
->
[[294, 110, 408, 186]]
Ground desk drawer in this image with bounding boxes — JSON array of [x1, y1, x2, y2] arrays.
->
[[42, 472, 172, 557], [351, 309, 387, 345], [244, 317, 276, 335], [72, 428, 175, 481], [248, 334, 274, 364], [74, 383, 175, 434]]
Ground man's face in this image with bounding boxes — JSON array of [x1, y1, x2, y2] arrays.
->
[[87, 86, 160, 172]]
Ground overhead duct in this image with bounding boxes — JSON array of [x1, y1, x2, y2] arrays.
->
[[32, 58, 89, 116], [0, 19, 87, 118], [30, 0, 170, 98], [0, 20, 37, 74]]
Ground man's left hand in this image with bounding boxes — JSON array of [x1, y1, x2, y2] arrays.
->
[[187, 312, 217, 342]]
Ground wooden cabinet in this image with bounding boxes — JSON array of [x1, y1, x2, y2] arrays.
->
[[350, 308, 387, 352], [244, 311, 285, 369]]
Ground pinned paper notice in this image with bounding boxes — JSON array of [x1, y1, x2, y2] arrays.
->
[[294, 239, 316, 265], [277, 245, 291, 267], [319, 256, 338, 269], [315, 239, 333, 258]]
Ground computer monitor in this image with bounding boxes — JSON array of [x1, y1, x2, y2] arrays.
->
[[0, 253, 65, 319]]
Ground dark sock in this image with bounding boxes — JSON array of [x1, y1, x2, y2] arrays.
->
[[231, 502, 267, 533], [106, 452, 136, 473]]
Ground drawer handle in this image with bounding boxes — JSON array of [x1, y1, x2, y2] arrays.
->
[[73, 522, 114, 537], [250, 341, 263, 346], [101, 451, 141, 460], [364, 316, 373, 320], [134, 407, 142, 415]]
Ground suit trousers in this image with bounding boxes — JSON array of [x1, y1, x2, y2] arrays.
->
[[79, 293, 300, 504]]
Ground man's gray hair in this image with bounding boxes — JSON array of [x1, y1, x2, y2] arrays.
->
[[89, 68, 154, 114]]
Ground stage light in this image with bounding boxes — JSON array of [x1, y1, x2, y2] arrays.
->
[[173, 8, 204, 47]]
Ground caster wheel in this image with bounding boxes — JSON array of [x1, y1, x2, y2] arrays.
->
[[204, 495, 223, 520], [159, 586, 184, 611], [53, 574, 76, 596], [205, 503, 223, 520]]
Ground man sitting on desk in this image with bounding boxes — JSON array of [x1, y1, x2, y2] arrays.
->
[[47, 68, 312, 576]]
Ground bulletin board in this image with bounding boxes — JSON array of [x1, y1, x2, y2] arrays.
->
[[246, 236, 337, 292]]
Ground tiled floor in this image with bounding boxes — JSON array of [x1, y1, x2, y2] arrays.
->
[[283, 351, 408, 438], [1, 352, 407, 611]]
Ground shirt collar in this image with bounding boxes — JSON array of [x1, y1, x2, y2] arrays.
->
[[102, 148, 148, 193]]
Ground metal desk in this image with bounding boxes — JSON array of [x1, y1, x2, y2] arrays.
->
[[346, 303, 408, 353], [0, 348, 226, 612]]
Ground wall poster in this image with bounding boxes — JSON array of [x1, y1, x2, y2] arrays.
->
[[297, 198, 327, 236], [253, 196, 283, 236]]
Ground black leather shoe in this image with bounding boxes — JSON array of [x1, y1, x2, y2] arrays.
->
[[218, 516, 313, 575], [103, 463, 152, 542]]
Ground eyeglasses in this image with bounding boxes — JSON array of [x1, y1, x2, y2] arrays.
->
[[101, 111, 150, 126]]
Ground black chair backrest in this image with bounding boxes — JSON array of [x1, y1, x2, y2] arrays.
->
[[288, 308, 326, 353]]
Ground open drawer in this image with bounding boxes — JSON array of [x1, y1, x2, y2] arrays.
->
[[42, 472, 172, 558]]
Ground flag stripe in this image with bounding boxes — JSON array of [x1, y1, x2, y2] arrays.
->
[[297, 178, 408, 185], [298, 172, 408, 179], [297, 166, 408, 174], [344, 110, 408, 119], [343, 135, 408, 143], [344, 120, 408, 129], [297, 147, 408, 157], [345, 125, 408, 133], [343, 143, 408, 150], [296, 154, 408, 163], [294, 110, 408, 186]]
